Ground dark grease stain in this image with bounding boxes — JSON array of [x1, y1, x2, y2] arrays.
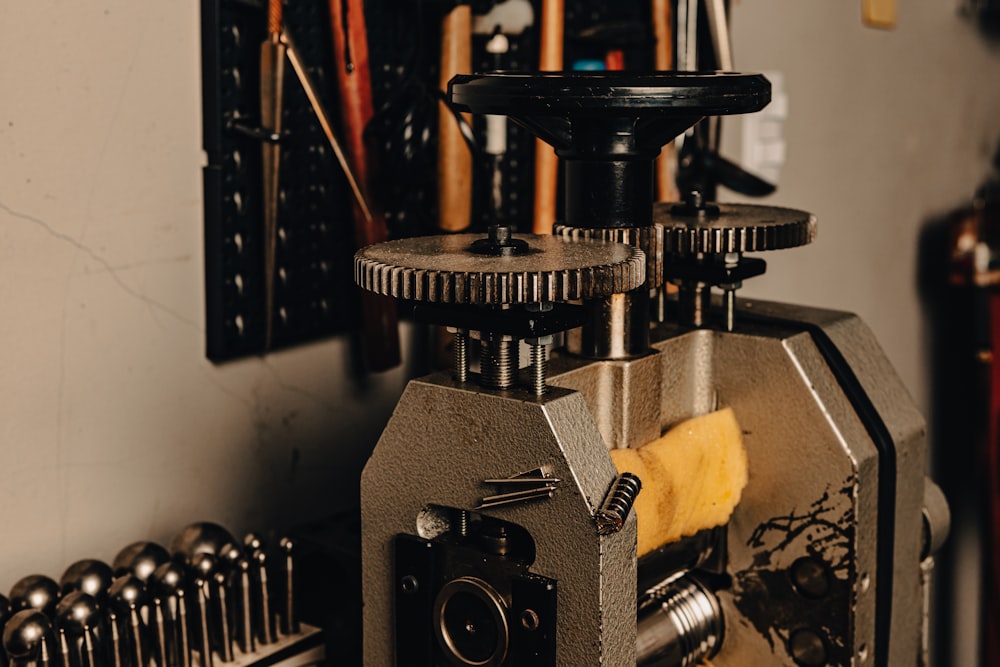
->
[[732, 481, 856, 665]]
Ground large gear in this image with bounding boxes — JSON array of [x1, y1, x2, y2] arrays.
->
[[553, 223, 665, 287], [355, 233, 645, 306], [656, 203, 816, 254]]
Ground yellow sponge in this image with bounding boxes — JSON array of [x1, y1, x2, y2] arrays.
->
[[609, 407, 748, 557]]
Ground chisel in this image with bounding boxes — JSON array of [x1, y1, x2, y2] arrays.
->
[[260, 0, 286, 351]]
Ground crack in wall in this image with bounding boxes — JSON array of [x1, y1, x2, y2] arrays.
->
[[0, 200, 201, 330]]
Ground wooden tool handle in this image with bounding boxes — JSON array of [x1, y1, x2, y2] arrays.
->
[[652, 0, 678, 203], [438, 4, 473, 232], [268, 0, 282, 35], [532, 0, 564, 234], [329, 0, 400, 371]]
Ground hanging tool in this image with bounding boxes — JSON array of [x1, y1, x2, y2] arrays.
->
[[329, 0, 401, 371], [532, 0, 564, 234], [652, 0, 677, 202], [675, 0, 776, 201], [282, 31, 374, 224], [438, 3, 474, 232], [472, 0, 535, 224], [259, 0, 286, 351]]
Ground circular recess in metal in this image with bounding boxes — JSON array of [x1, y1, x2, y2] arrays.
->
[[355, 234, 645, 306], [553, 223, 664, 286], [655, 202, 816, 254], [449, 72, 770, 116]]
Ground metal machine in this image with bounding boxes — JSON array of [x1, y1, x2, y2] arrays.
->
[[354, 72, 948, 666]]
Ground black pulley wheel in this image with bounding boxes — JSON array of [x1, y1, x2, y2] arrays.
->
[[448, 72, 771, 229], [449, 71, 769, 117]]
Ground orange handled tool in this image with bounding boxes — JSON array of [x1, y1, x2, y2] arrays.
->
[[532, 0, 563, 235], [438, 4, 474, 232], [329, 0, 401, 371]]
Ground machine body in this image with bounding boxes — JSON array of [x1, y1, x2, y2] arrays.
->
[[360, 300, 929, 666], [354, 72, 944, 666]]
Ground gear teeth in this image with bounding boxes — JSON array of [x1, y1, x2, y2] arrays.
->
[[554, 224, 665, 286], [656, 203, 817, 254], [355, 234, 646, 306]]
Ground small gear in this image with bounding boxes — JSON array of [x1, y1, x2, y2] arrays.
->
[[656, 203, 816, 254], [355, 233, 645, 306]]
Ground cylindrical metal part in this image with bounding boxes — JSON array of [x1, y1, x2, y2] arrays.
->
[[570, 289, 650, 359], [564, 160, 654, 229], [479, 335, 517, 389], [677, 282, 712, 328], [723, 289, 736, 332], [636, 574, 722, 667]]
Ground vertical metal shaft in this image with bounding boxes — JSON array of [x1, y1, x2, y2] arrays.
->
[[454, 330, 469, 383], [237, 560, 255, 655], [529, 343, 548, 396], [722, 253, 740, 332], [214, 572, 234, 662], [107, 609, 123, 667], [479, 335, 516, 390], [254, 551, 275, 645], [196, 580, 213, 667], [152, 599, 168, 667], [175, 589, 191, 667], [127, 606, 143, 667]]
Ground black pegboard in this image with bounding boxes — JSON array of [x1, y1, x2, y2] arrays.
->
[[202, 0, 357, 361], [201, 0, 670, 362]]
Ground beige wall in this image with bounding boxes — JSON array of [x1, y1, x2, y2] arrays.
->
[[0, 2, 410, 578], [728, 0, 1000, 413], [727, 2, 1000, 664], [1, 0, 998, 660]]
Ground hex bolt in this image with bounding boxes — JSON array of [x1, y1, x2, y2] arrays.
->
[[789, 628, 828, 667], [400, 576, 419, 595], [790, 557, 831, 599]]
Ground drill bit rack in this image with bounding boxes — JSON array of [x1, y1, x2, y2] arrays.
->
[[0, 522, 323, 667]]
